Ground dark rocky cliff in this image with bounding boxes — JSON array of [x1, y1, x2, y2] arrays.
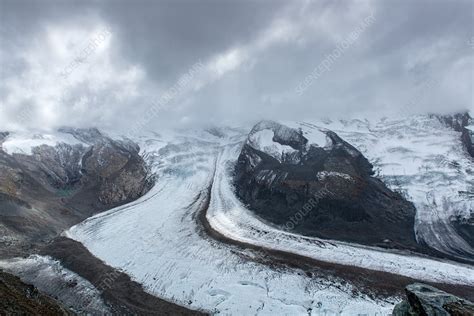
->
[[234, 121, 420, 250]]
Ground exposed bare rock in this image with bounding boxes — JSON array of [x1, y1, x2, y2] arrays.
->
[[234, 120, 419, 250], [0, 132, 9, 142], [393, 283, 474, 316]]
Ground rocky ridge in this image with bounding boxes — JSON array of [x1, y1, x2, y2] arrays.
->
[[438, 112, 474, 158]]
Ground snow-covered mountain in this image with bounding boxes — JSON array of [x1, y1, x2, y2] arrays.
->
[[1, 114, 473, 315]]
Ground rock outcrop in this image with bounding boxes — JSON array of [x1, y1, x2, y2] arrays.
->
[[0, 132, 9, 142], [438, 112, 474, 158], [0, 270, 70, 315], [393, 283, 474, 316], [234, 121, 419, 250]]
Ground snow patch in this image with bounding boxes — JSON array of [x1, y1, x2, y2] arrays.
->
[[248, 129, 298, 162], [317, 171, 354, 182]]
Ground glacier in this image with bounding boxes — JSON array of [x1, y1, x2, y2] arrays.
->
[[58, 115, 473, 314]]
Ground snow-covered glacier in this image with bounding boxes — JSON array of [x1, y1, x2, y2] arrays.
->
[[62, 115, 473, 314]]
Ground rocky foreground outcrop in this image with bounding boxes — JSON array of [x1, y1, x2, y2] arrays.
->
[[234, 121, 420, 250], [0, 270, 70, 315], [0, 128, 153, 257], [393, 283, 474, 316]]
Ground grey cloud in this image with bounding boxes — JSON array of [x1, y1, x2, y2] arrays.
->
[[0, 0, 472, 132]]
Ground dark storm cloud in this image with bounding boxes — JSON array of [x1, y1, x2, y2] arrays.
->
[[0, 0, 472, 131]]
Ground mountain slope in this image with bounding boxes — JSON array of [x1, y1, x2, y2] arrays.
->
[[0, 128, 153, 257]]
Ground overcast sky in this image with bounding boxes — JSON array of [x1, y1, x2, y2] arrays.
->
[[0, 0, 473, 132]]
